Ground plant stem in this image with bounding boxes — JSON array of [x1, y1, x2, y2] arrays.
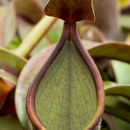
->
[[13, 16, 57, 57]]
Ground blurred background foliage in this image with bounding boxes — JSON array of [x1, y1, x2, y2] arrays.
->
[[119, 0, 130, 8]]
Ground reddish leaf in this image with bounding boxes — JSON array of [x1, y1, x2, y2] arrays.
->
[[0, 79, 14, 109], [44, 0, 94, 23], [0, 90, 16, 116], [13, 0, 43, 24]]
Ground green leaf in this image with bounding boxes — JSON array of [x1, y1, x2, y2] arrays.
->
[[0, 70, 17, 84], [0, 48, 26, 108], [105, 96, 130, 123], [110, 116, 130, 130], [44, 0, 94, 23], [104, 81, 130, 99], [88, 42, 130, 84], [112, 60, 130, 84], [104, 82, 130, 123], [0, 47, 26, 89], [89, 42, 130, 63], [102, 113, 119, 130], [8, 37, 21, 50], [120, 15, 130, 31], [46, 20, 63, 44], [0, 115, 23, 130], [30, 20, 63, 57], [0, 47, 26, 76], [30, 38, 51, 57]]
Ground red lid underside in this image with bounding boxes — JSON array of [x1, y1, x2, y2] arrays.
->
[[44, 0, 95, 23]]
